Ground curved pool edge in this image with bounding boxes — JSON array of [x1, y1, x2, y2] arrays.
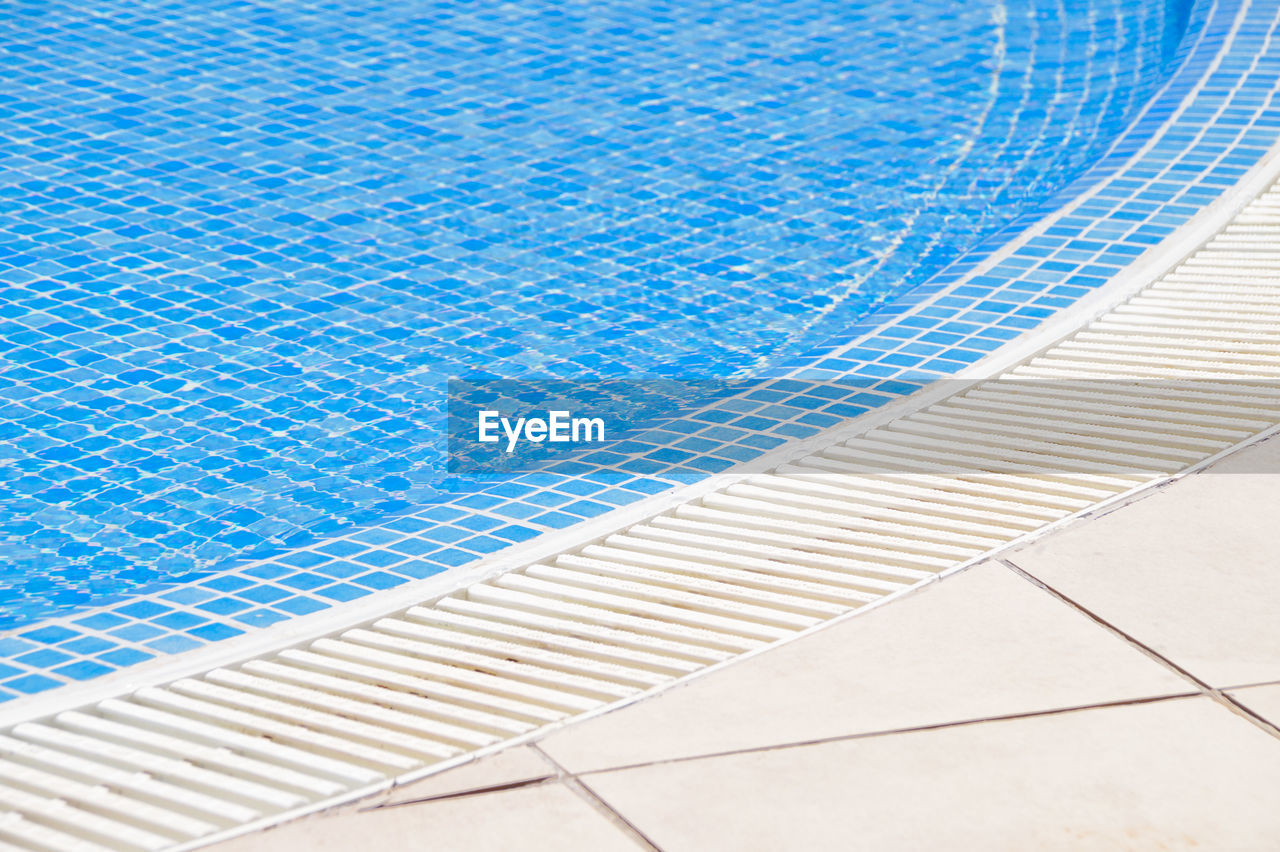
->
[[7, 101, 1280, 852], [7, 99, 1280, 732], [0, 0, 1269, 709]]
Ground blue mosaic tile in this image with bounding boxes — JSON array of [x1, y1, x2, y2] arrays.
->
[[6, 0, 1280, 695], [0, 0, 1191, 628], [5, 674, 62, 695]]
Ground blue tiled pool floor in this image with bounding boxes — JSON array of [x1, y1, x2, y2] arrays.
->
[[6, 0, 1279, 701], [0, 0, 1189, 625]]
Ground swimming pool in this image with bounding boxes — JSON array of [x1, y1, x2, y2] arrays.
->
[[8, 0, 1280, 844], [0, 0, 1195, 635]]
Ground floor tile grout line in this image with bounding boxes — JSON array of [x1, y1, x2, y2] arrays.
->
[[529, 742, 667, 852], [1215, 692, 1280, 739], [558, 692, 1200, 778], [998, 557, 1280, 742], [1222, 678, 1280, 691], [358, 775, 558, 811]]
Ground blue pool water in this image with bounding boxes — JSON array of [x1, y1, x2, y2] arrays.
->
[[0, 0, 1193, 627]]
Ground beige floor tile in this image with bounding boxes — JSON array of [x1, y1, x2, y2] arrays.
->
[[1228, 682, 1280, 729], [210, 780, 645, 852], [584, 697, 1280, 852], [1007, 435, 1280, 687], [376, 745, 554, 807], [538, 562, 1189, 773]]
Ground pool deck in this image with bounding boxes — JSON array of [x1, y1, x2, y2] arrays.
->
[[209, 430, 1280, 851]]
